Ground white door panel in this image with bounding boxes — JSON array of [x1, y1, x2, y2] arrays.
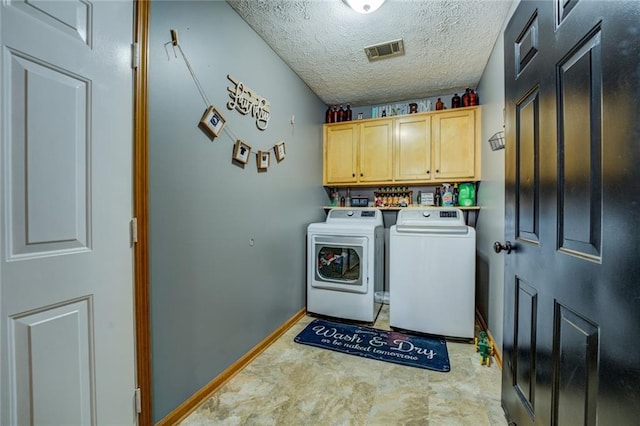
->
[[10, 0, 91, 46], [1, 1, 136, 425], [11, 298, 93, 425], [9, 51, 90, 258]]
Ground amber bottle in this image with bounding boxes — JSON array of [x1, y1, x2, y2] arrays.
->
[[325, 105, 333, 123], [462, 88, 471, 107], [331, 106, 339, 123], [435, 98, 444, 110], [346, 104, 353, 121], [469, 90, 478, 106], [451, 93, 461, 108]]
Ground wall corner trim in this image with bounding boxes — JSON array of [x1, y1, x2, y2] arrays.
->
[[156, 308, 307, 425]]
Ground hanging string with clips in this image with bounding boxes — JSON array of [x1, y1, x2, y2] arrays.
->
[[169, 29, 209, 106], [165, 29, 241, 143]]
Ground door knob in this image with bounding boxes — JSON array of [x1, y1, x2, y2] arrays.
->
[[494, 241, 513, 254]]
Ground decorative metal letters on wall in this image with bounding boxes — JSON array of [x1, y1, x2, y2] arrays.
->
[[226, 74, 271, 130]]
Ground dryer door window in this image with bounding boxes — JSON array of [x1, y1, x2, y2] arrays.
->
[[312, 235, 367, 293], [317, 246, 360, 281]]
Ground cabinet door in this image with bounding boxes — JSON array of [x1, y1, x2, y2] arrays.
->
[[395, 115, 432, 181], [359, 119, 393, 183], [324, 123, 357, 184], [432, 108, 477, 180]]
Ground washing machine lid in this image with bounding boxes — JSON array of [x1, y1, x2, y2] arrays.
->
[[395, 208, 466, 227], [325, 208, 383, 226]]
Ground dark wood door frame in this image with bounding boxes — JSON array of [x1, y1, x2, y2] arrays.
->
[[134, 0, 152, 425]]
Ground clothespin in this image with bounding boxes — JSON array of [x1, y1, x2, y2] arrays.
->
[[170, 29, 179, 46], [165, 29, 179, 59]]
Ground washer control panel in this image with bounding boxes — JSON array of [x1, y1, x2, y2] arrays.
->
[[326, 208, 383, 225], [397, 208, 466, 227], [439, 210, 459, 218]]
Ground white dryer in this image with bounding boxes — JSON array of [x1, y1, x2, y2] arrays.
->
[[389, 208, 475, 339], [307, 209, 384, 323]]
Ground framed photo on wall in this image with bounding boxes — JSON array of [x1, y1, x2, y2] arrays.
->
[[199, 105, 226, 138], [257, 151, 270, 169], [274, 141, 286, 162], [233, 140, 251, 164]]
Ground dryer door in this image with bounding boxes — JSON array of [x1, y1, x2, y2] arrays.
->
[[311, 234, 368, 294]]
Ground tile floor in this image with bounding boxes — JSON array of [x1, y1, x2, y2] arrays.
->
[[181, 305, 507, 425]]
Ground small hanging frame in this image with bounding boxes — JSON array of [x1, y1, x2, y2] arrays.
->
[[199, 106, 226, 138]]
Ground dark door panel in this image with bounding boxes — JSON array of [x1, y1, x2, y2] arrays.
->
[[502, 1, 640, 425]]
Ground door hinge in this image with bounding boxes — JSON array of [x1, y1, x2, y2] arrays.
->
[[134, 387, 142, 414], [130, 218, 138, 245], [131, 42, 139, 69]]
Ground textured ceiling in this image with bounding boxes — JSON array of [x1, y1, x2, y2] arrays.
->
[[226, 0, 514, 107]]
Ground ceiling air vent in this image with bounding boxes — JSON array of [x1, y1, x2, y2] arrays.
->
[[364, 39, 404, 62]]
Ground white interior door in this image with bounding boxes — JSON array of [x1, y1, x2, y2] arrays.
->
[[0, 1, 136, 425]]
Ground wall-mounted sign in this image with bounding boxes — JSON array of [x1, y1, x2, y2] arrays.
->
[[226, 74, 271, 131]]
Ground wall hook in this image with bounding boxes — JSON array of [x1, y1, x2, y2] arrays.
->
[[164, 28, 180, 60]]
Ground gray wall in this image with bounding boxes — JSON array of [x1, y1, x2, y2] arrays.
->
[[475, 36, 506, 350], [148, 1, 327, 420], [475, 0, 519, 351]]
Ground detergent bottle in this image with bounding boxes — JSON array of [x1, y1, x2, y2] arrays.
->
[[442, 184, 453, 206], [458, 183, 476, 207], [434, 187, 441, 206], [453, 183, 459, 206]]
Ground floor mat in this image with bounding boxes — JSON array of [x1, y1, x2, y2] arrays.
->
[[294, 318, 450, 372]]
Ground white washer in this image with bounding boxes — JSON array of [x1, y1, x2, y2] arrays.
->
[[389, 208, 475, 339], [307, 209, 384, 323]]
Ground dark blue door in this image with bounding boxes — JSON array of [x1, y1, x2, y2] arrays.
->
[[502, 1, 640, 424]]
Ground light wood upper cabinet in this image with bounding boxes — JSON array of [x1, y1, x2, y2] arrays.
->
[[324, 106, 480, 186], [432, 108, 479, 181], [323, 119, 393, 185], [359, 119, 393, 183], [395, 115, 432, 181], [324, 123, 357, 184]]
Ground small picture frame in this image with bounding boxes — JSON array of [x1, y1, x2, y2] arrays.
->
[[274, 141, 286, 162], [257, 151, 270, 170], [233, 140, 251, 164], [199, 105, 226, 138]]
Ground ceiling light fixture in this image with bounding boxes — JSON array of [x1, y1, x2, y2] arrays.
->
[[343, 0, 386, 14]]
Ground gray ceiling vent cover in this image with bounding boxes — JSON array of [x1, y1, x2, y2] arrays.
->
[[364, 39, 404, 61]]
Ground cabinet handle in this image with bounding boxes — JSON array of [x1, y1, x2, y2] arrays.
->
[[360, 173, 364, 177], [352, 173, 355, 177], [426, 170, 430, 174], [435, 169, 440, 173]]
